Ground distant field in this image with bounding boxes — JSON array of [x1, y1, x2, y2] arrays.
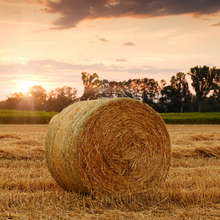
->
[[0, 109, 57, 124], [0, 109, 220, 124], [161, 112, 220, 124]]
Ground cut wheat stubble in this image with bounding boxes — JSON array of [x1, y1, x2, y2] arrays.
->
[[45, 98, 171, 195]]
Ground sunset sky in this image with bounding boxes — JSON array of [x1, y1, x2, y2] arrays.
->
[[1, 0, 220, 101]]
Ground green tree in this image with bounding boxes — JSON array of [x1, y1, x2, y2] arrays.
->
[[188, 66, 217, 112]]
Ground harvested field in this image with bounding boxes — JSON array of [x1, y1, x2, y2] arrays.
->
[[0, 124, 220, 219]]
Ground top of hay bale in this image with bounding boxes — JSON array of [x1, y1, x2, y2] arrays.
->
[[49, 114, 58, 125], [45, 98, 171, 195]]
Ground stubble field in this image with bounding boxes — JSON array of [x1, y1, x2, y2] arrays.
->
[[0, 124, 220, 219]]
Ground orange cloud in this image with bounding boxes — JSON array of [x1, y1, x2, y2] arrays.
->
[[29, 0, 220, 29]]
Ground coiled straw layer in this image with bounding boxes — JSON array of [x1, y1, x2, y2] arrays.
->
[[45, 98, 171, 195]]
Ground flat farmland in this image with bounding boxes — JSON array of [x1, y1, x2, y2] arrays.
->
[[0, 125, 220, 219]]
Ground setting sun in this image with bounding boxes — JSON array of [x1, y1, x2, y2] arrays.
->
[[20, 81, 37, 93]]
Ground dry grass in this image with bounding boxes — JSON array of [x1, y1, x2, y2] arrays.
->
[[0, 124, 220, 219]]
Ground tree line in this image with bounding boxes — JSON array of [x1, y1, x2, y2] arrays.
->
[[0, 65, 220, 113]]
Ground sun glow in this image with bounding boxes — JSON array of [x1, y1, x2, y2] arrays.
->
[[20, 80, 37, 93]]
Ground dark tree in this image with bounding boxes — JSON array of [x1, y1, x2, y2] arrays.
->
[[97, 79, 111, 98], [160, 84, 177, 112], [188, 66, 217, 112], [46, 90, 57, 112], [0, 101, 6, 109], [212, 69, 220, 98], [123, 79, 142, 100], [206, 69, 220, 112], [108, 81, 122, 98], [5, 92, 26, 110], [80, 72, 100, 100], [160, 73, 191, 113], [170, 72, 191, 113], [97, 79, 132, 99], [142, 78, 160, 108], [45, 86, 77, 112], [29, 85, 47, 111]]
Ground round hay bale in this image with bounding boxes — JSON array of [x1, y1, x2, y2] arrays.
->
[[45, 98, 171, 195], [49, 114, 58, 125]]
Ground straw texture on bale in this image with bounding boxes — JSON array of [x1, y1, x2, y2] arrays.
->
[[45, 98, 171, 195]]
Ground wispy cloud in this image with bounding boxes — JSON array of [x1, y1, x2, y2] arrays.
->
[[12, 11, 23, 14], [124, 42, 136, 46], [126, 67, 182, 75], [99, 38, 110, 42], [85, 25, 96, 28], [210, 22, 220, 26], [0, 60, 182, 77], [24, 41, 59, 45], [116, 59, 127, 62]]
